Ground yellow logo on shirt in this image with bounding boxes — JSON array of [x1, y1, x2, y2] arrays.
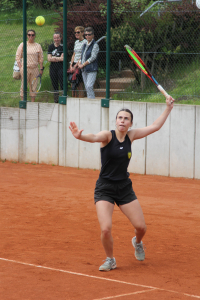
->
[[128, 152, 131, 159]]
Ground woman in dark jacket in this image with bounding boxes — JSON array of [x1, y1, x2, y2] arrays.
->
[[78, 27, 99, 99]]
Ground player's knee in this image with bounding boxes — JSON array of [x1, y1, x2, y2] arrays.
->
[[101, 227, 112, 239], [136, 223, 147, 234]]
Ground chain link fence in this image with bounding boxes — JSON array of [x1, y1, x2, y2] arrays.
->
[[1, 1, 200, 107]]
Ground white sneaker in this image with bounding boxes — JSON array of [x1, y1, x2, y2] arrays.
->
[[99, 257, 117, 271], [132, 236, 145, 261]]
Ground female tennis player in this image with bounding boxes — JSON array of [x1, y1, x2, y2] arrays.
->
[[69, 94, 174, 271]]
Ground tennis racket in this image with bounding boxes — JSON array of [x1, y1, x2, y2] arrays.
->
[[31, 62, 48, 93], [124, 45, 169, 98], [31, 74, 42, 93]]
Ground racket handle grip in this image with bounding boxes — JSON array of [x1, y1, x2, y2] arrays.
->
[[157, 85, 169, 98]]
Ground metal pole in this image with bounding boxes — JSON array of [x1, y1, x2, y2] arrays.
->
[[19, 0, 27, 109], [59, 0, 67, 105], [101, 0, 111, 108], [140, 0, 182, 17]]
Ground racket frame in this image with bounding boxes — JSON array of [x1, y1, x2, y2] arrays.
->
[[31, 74, 42, 93], [124, 45, 169, 98]]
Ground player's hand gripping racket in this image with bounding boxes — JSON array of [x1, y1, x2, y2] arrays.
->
[[31, 74, 42, 93], [124, 45, 169, 98]]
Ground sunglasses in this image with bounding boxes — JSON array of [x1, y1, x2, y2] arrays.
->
[[28, 34, 35, 37], [85, 33, 92, 36], [75, 31, 81, 34]]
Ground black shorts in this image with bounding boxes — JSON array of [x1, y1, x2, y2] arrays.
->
[[94, 177, 137, 206]]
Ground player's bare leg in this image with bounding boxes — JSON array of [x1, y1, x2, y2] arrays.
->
[[95, 200, 114, 258], [120, 199, 146, 261], [119, 199, 146, 242]]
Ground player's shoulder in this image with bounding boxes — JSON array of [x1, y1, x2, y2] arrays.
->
[[98, 130, 112, 146], [101, 130, 111, 135], [98, 130, 112, 140], [102, 130, 112, 141]]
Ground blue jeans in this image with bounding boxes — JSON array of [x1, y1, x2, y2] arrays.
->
[[82, 71, 97, 99]]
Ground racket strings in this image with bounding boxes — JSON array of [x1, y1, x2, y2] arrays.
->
[[125, 45, 156, 84], [32, 75, 41, 93]]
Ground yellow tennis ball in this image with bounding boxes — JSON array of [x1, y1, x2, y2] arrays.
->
[[35, 16, 45, 26]]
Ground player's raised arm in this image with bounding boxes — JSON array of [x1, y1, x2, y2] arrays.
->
[[128, 95, 175, 142], [69, 122, 110, 144]]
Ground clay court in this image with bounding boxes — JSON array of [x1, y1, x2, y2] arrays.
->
[[0, 161, 200, 299]]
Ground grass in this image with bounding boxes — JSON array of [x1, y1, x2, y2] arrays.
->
[[0, 9, 63, 106], [0, 8, 60, 25], [1, 10, 200, 106], [0, 19, 58, 106], [112, 60, 200, 105]]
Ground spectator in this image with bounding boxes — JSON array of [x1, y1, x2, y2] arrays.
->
[[16, 29, 44, 102], [78, 27, 99, 99], [69, 26, 86, 97], [48, 32, 64, 103]]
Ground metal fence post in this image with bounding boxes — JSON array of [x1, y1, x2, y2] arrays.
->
[[59, 0, 67, 105], [101, 0, 111, 108], [19, 0, 27, 109]]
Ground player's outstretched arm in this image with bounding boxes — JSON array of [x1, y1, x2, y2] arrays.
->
[[69, 122, 110, 143], [128, 95, 175, 141]]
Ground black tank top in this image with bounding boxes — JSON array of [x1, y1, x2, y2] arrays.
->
[[99, 130, 132, 181]]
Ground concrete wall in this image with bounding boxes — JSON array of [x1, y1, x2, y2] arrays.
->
[[0, 99, 199, 179]]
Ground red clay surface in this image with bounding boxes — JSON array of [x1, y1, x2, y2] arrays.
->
[[0, 161, 200, 300]]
